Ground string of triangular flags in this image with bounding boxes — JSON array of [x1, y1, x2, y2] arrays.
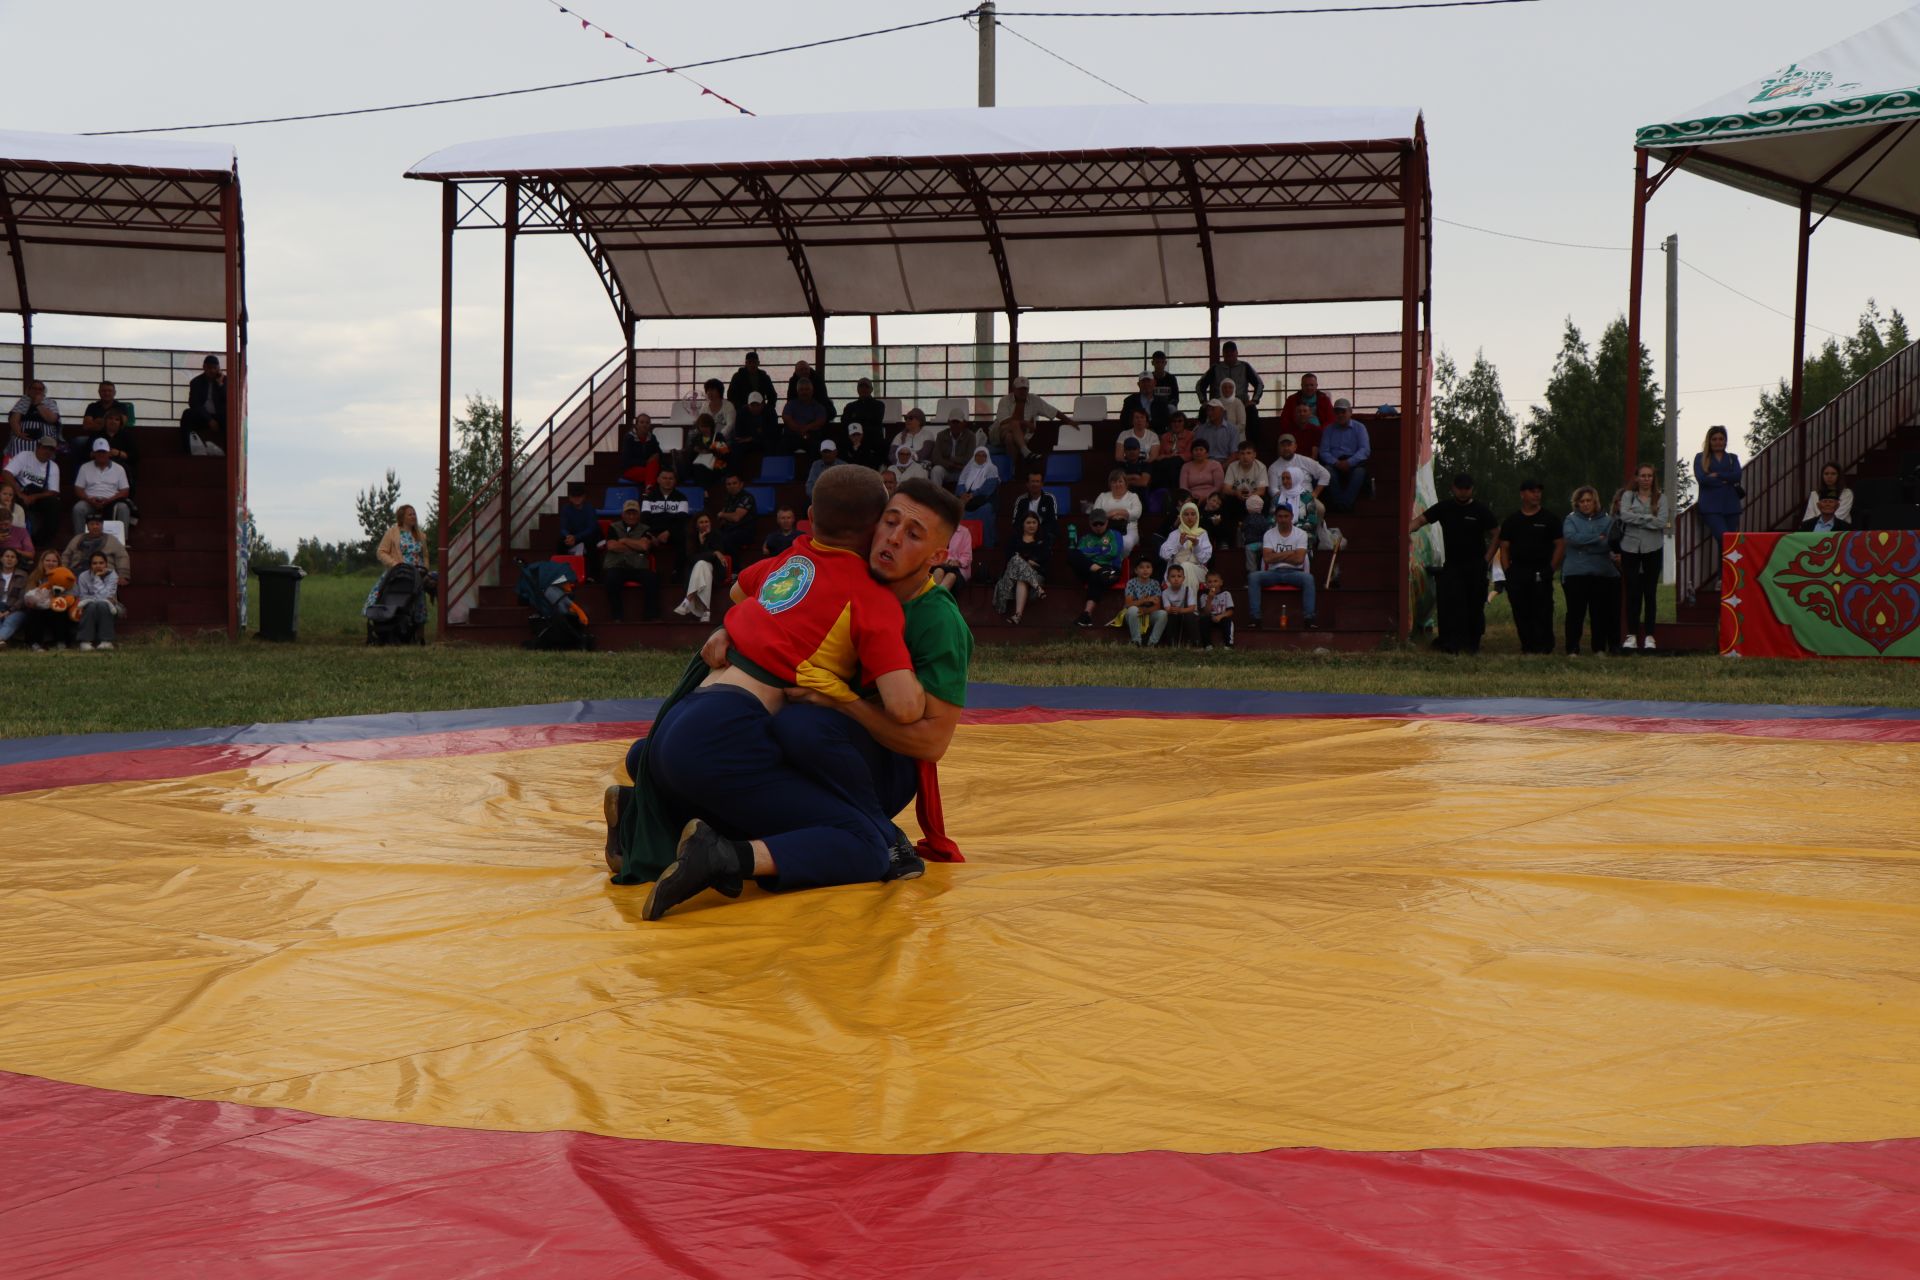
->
[[543, 0, 755, 115]]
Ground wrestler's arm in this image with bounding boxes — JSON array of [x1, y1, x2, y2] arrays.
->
[[831, 691, 960, 762], [873, 668, 927, 725]]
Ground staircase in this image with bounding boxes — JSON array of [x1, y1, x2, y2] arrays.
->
[[1657, 340, 1920, 651]]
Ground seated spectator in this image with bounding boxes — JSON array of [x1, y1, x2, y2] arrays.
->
[[95, 407, 139, 481], [1178, 440, 1225, 506], [71, 439, 132, 532], [696, 378, 736, 437], [1267, 433, 1330, 507], [1319, 399, 1372, 512], [1223, 440, 1268, 507], [21, 548, 77, 650], [82, 381, 135, 435], [1122, 558, 1165, 647], [841, 421, 886, 470], [556, 489, 599, 572], [1120, 374, 1167, 434], [991, 377, 1071, 467], [841, 376, 886, 440], [1152, 412, 1196, 493], [993, 513, 1050, 623], [787, 359, 835, 419], [930, 413, 985, 488], [1284, 400, 1324, 459], [599, 499, 659, 623], [889, 407, 936, 467], [1245, 503, 1317, 630], [1160, 501, 1213, 578], [63, 511, 130, 581], [678, 413, 730, 485], [620, 414, 664, 486], [1011, 470, 1058, 542], [1198, 490, 1234, 553], [887, 443, 930, 485], [726, 350, 775, 415], [671, 513, 728, 622], [933, 520, 973, 591], [76, 382, 134, 475], [640, 469, 691, 574], [1277, 373, 1333, 455], [1270, 466, 1321, 531], [0, 476, 25, 529], [804, 440, 841, 499], [763, 505, 802, 559], [881, 469, 899, 498], [729, 392, 777, 456], [1804, 463, 1855, 523], [1119, 437, 1156, 518], [0, 506, 31, 560], [73, 551, 121, 651], [1115, 406, 1160, 462], [180, 354, 228, 456], [1213, 381, 1248, 443], [1198, 570, 1235, 650], [0, 546, 23, 646], [1801, 490, 1853, 533], [1194, 400, 1238, 463], [953, 444, 1000, 547], [1238, 494, 1272, 574], [1092, 468, 1143, 557], [710, 473, 758, 566], [8, 378, 60, 461], [5, 437, 63, 550], [1158, 563, 1201, 648], [780, 378, 832, 458], [1069, 509, 1126, 628]]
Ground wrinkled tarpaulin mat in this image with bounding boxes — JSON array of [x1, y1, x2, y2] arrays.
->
[[2, 693, 1918, 1277]]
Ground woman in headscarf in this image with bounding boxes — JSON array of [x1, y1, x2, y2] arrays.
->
[[1158, 500, 1213, 577], [953, 444, 1000, 549], [887, 443, 929, 485], [993, 512, 1049, 624]]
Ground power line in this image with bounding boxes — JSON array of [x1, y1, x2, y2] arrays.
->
[[1680, 260, 1843, 339], [84, 11, 974, 135], [539, 0, 755, 115], [995, 0, 1540, 14], [997, 20, 1148, 102]]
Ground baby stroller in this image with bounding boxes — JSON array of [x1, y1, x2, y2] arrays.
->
[[365, 563, 430, 646], [516, 559, 594, 651]]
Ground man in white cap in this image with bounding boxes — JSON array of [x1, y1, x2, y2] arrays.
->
[[1119, 373, 1166, 433], [990, 376, 1071, 468], [731, 388, 777, 454], [71, 438, 132, 531], [805, 437, 842, 498]]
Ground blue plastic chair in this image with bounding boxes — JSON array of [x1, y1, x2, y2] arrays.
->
[[1046, 485, 1076, 517], [747, 485, 779, 514], [756, 455, 795, 483], [991, 452, 1015, 484], [597, 485, 640, 517], [1044, 453, 1084, 484]]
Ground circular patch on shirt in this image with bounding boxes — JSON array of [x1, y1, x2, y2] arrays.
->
[[758, 555, 815, 614]]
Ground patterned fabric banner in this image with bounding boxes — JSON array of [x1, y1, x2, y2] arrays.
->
[[1722, 530, 1920, 659]]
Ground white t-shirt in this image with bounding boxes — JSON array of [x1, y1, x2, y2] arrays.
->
[[1117, 427, 1158, 458], [1160, 579, 1196, 610], [1261, 525, 1310, 566], [5, 452, 59, 495], [1205, 589, 1235, 619], [77, 460, 130, 502], [1268, 455, 1330, 494], [1093, 490, 1142, 526], [1223, 459, 1267, 496]]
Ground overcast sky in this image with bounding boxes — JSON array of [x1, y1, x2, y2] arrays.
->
[[11, 0, 1919, 542]]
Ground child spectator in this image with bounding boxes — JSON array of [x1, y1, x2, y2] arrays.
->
[[953, 444, 1000, 548], [993, 513, 1049, 623], [1070, 510, 1126, 628], [933, 520, 973, 591], [22, 548, 77, 650], [1238, 494, 1272, 574], [64, 512, 130, 581], [1092, 468, 1144, 556], [1159, 564, 1200, 647], [1198, 570, 1235, 649], [1122, 558, 1165, 646], [763, 506, 801, 559], [620, 415, 663, 486], [0, 546, 24, 646], [74, 551, 121, 650]]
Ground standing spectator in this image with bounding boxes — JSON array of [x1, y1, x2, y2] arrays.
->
[[1318, 400, 1372, 512], [679, 413, 731, 484], [1495, 479, 1563, 656], [374, 504, 426, 576], [804, 439, 843, 499], [1801, 491, 1852, 533], [953, 444, 1001, 547], [1092, 468, 1143, 556], [1245, 504, 1316, 629], [22, 548, 77, 650], [1803, 463, 1854, 524], [1198, 569, 1235, 649], [762, 505, 802, 559], [933, 520, 973, 591], [1122, 559, 1165, 646], [70, 440, 131, 531], [1178, 440, 1225, 506], [599, 500, 659, 623], [696, 378, 736, 437], [1267, 433, 1330, 508], [1193, 400, 1238, 464], [555, 489, 598, 570], [1562, 485, 1621, 656], [780, 380, 831, 458], [1120, 374, 1167, 433], [73, 551, 121, 650], [1012, 470, 1058, 542], [841, 376, 886, 440], [890, 407, 936, 466], [1276, 374, 1334, 455], [1196, 341, 1262, 433], [1149, 349, 1180, 417], [641, 469, 691, 573], [725, 351, 775, 415], [1159, 501, 1213, 578], [787, 359, 835, 420], [710, 473, 759, 567], [180, 354, 227, 455], [1615, 463, 1665, 651], [1114, 406, 1160, 462], [8, 377, 60, 461], [1069, 509, 1125, 628], [0, 546, 24, 647], [1238, 494, 1272, 575], [1409, 472, 1498, 655], [729, 391, 777, 456], [63, 511, 130, 579], [670, 513, 728, 622], [994, 513, 1050, 623], [5, 437, 62, 550], [991, 377, 1071, 468], [620, 415, 664, 486], [1692, 426, 1742, 558], [930, 413, 984, 488], [841, 421, 885, 470], [887, 443, 930, 485]]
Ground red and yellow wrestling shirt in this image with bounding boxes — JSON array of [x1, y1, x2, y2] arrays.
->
[[725, 534, 912, 700]]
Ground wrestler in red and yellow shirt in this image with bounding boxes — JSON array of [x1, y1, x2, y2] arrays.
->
[[723, 534, 911, 701]]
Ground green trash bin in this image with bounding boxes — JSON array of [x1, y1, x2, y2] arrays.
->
[[254, 564, 307, 642]]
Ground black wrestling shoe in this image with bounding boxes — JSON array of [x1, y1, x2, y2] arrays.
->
[[886, 835, 926, 882], [602, 784, 629, 876], [643, 820, 748, 921]]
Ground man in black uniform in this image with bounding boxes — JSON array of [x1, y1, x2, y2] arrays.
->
[[1410, 471, 1499, 654], [1494, 478, 1564, 655]]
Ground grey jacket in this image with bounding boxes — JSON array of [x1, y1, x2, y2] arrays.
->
[[1615, 490, 1665, 555]]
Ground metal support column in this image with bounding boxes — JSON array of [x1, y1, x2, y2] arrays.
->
[[973, 0, 996, 408], [436, 183, 455, 637], [1623, 148, 1650, 485], [0, 180, 30, 383], [1397, 143, 1422, 642], [1662, 233, 1680, 584], [222, 181, 242, 639], [500, 178, 519, 570], [623, 307, 637, 429], [1790, 188, 1813, 493]]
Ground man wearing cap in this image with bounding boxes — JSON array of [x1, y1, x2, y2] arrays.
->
[[1410, 472, 1500, 655], [1267, 433, 1330, 509], [1120, 374, 1168, 433], [1193, 399, 1238, 464], [841, 376, 886, 441], [4, 436, 63, 548], [726, 351, 775, 416], [1195, 341, 1262, 434], [1493, 479, 1563, 655], [599, 500, 659, 622], [7, 377, 60, 461], [1149, 350, 1180, 415], [842, 421, 885, 471], [1318, 400, 1372, 512], [928, 413, 984, 489], [991, 376, 1070, 467], [71, 438, 132, 532], [63, 510, 131, 580], [805, 438, 843, 498], [730, 390, 776, 455]]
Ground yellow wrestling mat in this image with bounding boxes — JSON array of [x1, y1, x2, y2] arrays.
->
[[3, 715, 1918, 1156]]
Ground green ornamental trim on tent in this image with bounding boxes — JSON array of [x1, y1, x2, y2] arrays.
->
[[1637, 83, 1920, 148]]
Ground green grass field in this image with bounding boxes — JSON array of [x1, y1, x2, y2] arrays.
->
[[0, 570, 1910, 739]]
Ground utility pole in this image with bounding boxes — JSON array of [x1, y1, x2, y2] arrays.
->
[[1662, 233, 1679, 584], [974, 2, 996, 408]]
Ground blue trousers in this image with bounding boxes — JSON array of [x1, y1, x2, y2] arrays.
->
[[1325, 462, 1367, 511], [769, 703, 919, 838], [1702, 509, 1739, 551], [632, 685, 892, 888]]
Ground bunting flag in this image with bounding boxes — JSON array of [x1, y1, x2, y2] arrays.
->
[[547, 0, 754, 115]]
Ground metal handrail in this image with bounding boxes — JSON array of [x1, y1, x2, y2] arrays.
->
[[0, 342, 206, 421], [1674, 340, 1920, 597]]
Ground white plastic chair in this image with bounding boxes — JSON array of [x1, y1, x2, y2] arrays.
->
[[1071, 394, 1108, 423], [1053, 422, 1094, 452], [881, 396, 903, 425], [934, 396, 973, 426], [652, 426, 685, 453]]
